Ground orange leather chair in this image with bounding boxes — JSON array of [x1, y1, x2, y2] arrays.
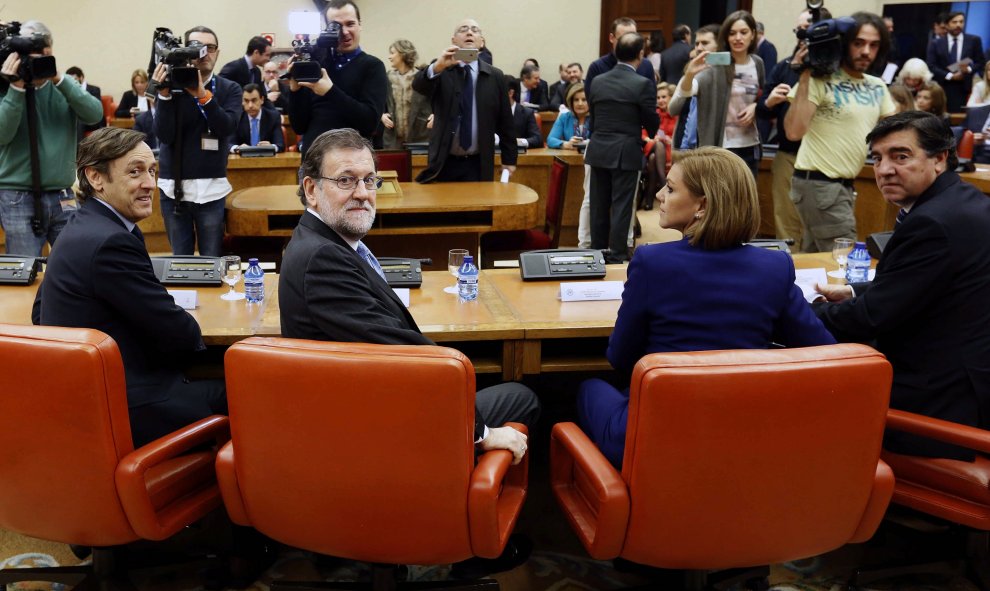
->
[[551, 344, 894, 589], [376, 148, 413, 182], [218, 337, 528, 590], [959, 129, 975, 161], [101, 95, 116, 125], [479, 156, 569, 267], [851, 409, 990, 587], [0, 324, 229, 590]]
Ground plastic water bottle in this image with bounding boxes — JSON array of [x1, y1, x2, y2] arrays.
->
[[845, 241, 871, 284], [244, 258, 265, 303], [457, 255, 479, 302]]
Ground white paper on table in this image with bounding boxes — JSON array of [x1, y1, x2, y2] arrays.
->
[[794, 268, 828, 303], [500, 169, 511, 183], [559, 281, 623, 302], [167, 289, 198, 310], [392, 288, 411, 307]]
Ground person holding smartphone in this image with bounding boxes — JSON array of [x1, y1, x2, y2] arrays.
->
[[668, 10, 765, 179]]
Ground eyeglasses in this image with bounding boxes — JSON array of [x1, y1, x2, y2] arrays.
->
[[203, 44, 219, 54], [316, 175, 384, 191], [456, 25, 482, 34]]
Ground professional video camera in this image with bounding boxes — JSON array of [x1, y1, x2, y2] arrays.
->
[[795, 0, 855, 77], [0, 21, 57, 83], [150, 27, 206, 90], [289, 21, 340, 82]]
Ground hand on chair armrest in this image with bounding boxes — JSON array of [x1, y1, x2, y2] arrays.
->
[[550, 422, 629, 560], [114, 415, 230, 540], [887, 409, 990, 455], [470, 423, 528, 558]]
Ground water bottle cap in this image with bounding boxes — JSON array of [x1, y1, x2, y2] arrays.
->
[[464, 255, 473, 264], [854, 242, 866, 248], [248, 258, 259, 264]]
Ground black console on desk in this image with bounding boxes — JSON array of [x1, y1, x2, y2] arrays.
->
[[151, 256, 223, 286]]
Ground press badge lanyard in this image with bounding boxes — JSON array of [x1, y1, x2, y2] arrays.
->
[[194, 77, 217, 129]]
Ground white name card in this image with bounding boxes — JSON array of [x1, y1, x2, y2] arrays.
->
[[167, 289, 199, 310], [559, 281, 624, 302], [392, 287, 411, 307]]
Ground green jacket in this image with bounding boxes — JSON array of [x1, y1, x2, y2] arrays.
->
[[0, 76, 103, 190]]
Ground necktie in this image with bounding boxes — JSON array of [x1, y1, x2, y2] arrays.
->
[[252, 68, 262, 86], [459, 65, 474, 151], [131, 225, 145, 244], [356, 241, 386, 281], [250, 117, 260, 146], [950, 37, 959, 62], [895, 208, 909, 227]]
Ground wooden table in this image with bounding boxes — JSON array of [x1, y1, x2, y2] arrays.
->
[[227, 152, 301, 193], [225, 182, 539, 269]]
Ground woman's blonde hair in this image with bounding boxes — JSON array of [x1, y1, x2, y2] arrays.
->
[[564, 82, 585, 112], [130, 69, 149, 92], [673, 147, 760, 250]]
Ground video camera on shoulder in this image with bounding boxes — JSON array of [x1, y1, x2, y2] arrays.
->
[[0, 21, 57, 83], [794, 1, 855, 77], [150, 27, 206, 91], [288, 13, 341, 83]]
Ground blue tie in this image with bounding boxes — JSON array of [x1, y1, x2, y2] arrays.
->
[[356, 241, 386, 281], [895, 208, 909, 227], [950, 37, 959, 62], [250, 117, 260, 146], [459, 65, 474, 151]]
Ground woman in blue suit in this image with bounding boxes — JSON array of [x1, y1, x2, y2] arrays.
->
[[578, 147, 836, 467]]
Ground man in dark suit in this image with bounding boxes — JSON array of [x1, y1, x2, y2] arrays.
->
[[549, 62, 583, 111], [587, 17, 656, 99], [659, 23, 692, 84], [926, 11, 985, 112], [132, 97, 158, 150], [814, 112, 990, 461], [755, 22, 778, 71], [413, 18, 517, 183], [229, 83, 285, 153], [279, 128, 539, 464], [517, 64, 550, 111], [32, 127, 225, 448], [219, 35, 271, 87], [962, 103, 990, 164], [585, 32, 658, 264], [66, 66, 106, 136], [504, 76, 541, 149]]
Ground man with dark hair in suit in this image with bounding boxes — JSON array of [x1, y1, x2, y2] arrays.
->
[[33, 127, 226, 448], [280, 127, 539, 465], [659, 23, 692, 84], [814, 112, 990, 461], [219, 35, 272, 87], [517, 64, 550, 111], [963, 103, 990, 163], [927, 11, 985, 112], [230, 83, 285, 153], [549, 62, 582, 110], [585, 32, 658, 264], [587, 17, 656, 98], [413, 17, 517, 183], [504, 76, 541, 149], [133, 96, 158, 150]]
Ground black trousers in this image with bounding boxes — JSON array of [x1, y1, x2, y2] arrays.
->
[[436, 154, 483, 182], [590, 166, 639, 263]]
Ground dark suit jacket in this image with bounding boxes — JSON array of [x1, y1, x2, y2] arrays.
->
[[963, 104, 990, 163], [815, 171, 990, 460], [115, 90, 140, 118], [659, 41, 691, 84], [548, 79, 567, 110], [219, 56, 260, 87], [33, 199, 206, 410], [278, 213, 486, 439], [927, 34, 986, 108], [756, 38, 778, 71], [413, 60, 517, 183], [509, 103, 542, 148], [516, 79, 551, 111], [231, 106, 285, 152], [133, 109, 158, 149], [585, 64, 658, 171]]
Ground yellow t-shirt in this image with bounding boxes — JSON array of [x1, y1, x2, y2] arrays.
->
[[789, 69, 895, 179]]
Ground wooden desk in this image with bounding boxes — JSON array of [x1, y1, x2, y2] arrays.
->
[[226, 182, 537, 269], [109, 118, 135, 129], [227, 152, 301, 193]]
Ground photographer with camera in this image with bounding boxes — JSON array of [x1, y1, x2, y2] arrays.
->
[[287, 0, 387, 153], [784, 10, 895, 253], [0, 20, 103, 256], [151, 25, 241, 257]]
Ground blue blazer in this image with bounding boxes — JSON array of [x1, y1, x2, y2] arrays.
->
[[607, 239, 836, 375]]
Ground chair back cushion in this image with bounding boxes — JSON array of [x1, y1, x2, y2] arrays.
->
[[545, 157, 569, 248], [224, 337, 478, 564], [0, 324, 137, 546], [376, 149, 413, 182], [621, 344, 891, 568]]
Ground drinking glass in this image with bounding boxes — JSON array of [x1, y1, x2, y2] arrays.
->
[[220, 255, 245, 301], [831, 238, 854, 277], [444, 249, 468, 294]]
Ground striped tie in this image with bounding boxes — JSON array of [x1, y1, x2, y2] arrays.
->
[[356, 241, 386, 281]]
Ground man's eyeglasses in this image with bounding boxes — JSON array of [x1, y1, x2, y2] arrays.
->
[[203, 44, 219, 54], [456, 25, 482, 34], [316, 175, 384, 191]]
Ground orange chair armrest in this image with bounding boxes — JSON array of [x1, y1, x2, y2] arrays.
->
[[887, 409, 990, 455], [849, 459, 895, 543], [469, 423, 528, 559], [115, 415, 230, 540], [550, 422, 629, 560], [215, 441, 251, 526]]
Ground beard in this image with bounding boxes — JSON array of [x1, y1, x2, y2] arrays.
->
[[320, 198, 376, 241]]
